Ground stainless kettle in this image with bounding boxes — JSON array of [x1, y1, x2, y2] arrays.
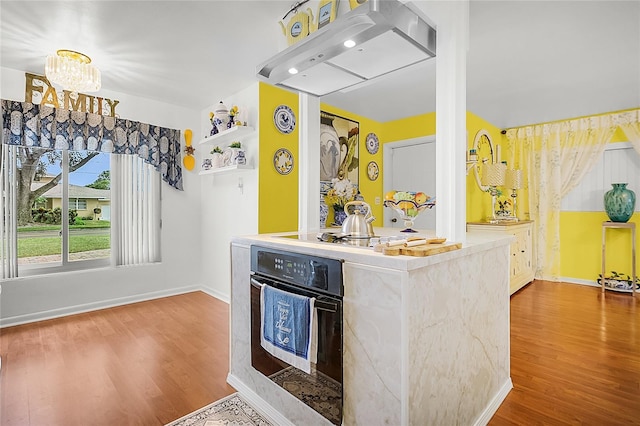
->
[[341, 201, 376, 237]]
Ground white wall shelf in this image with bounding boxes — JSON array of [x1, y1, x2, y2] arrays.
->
[[198, 164, 253, 176], [198, 125, 255, 147]]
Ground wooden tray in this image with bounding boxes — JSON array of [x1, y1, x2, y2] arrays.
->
[[382, 242, 462, 257]]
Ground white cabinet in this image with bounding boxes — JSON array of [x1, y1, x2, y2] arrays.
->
[[197, 125, 255, 176], [467, 220, 535, 295]]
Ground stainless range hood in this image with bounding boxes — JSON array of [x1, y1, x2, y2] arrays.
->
[[256, 0, 436, 96]]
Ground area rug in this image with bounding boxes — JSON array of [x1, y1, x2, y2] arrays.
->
[[165, 393, 274, 426], [269, 366, 342, 425]]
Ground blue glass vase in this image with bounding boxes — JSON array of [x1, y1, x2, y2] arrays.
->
[[604, 183, 636, 222]]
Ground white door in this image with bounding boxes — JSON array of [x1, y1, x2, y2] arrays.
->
[[383, 136, 436, 230]]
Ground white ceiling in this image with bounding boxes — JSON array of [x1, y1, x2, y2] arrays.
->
[[1, 1, 638, 129]]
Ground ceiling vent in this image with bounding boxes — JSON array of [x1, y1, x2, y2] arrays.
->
[[256, 0, 436, 96]]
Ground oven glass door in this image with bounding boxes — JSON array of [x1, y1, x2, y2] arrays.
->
[[250, 275, 343, 425]]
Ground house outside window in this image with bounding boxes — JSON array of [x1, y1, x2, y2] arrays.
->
[[14, 148, 112, 273]]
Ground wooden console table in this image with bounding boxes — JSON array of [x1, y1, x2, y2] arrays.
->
[[601, 221, 636, 296]]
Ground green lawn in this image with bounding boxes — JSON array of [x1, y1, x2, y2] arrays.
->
[[18, 234, 110, 258], [17, 221, 111, 232]]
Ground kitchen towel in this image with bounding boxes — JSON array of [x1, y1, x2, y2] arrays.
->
[[261, 284, 317, 374]]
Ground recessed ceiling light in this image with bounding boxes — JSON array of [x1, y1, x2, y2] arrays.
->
[[344, 40, 356, 48], [288, 67, 298, 74]]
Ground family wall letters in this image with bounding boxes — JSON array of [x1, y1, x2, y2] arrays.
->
[[24, 72, 119, 117]]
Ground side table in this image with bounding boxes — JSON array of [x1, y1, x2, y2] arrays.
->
[[601, 221, 636, 296]]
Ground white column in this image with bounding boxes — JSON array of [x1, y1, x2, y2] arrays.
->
[[298, 93, 321, 233], [430, 1, 469, 242]]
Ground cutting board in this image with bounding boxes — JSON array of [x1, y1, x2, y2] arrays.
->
[[382, 242, 462, 257]]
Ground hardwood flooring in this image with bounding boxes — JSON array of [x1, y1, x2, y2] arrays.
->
[[1, 282, 639, 425], [0, 291, 235, 426], [491, 280, 640, 425]]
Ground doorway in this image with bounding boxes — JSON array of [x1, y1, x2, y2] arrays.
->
[[383, 136, 436, 230]]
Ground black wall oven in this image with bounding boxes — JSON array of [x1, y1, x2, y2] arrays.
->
[[250, 245, 343, 425]]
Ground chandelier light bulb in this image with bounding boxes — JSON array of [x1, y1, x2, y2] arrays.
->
[[45, 49, 101, 95]]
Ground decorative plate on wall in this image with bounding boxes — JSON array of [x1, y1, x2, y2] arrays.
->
[[274, 148, 294, 175], [274, 105, 296, 134], [366, 132, 379, 154], [367, 161, 379, 181]]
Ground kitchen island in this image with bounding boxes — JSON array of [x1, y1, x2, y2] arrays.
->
[[228, 229, 513, 425]]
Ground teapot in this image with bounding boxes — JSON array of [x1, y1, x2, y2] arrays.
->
[[341, 201, 376, 238]]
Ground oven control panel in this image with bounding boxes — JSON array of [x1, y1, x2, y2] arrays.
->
[[250, 245, 343, 296]]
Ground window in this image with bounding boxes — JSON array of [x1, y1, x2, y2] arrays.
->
[[1, 144, 161, 278], [69, 199, 87, 210]]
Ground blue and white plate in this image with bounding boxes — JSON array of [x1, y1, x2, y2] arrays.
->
[[366, 132, 379, 154], [274, 105, 296, 134]]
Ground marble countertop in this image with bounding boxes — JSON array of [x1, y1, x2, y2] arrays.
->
[[231, 227, 513, 272]]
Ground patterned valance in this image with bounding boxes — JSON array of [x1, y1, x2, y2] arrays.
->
[[1, 100, 183, 190]]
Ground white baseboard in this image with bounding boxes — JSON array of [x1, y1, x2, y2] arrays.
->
[[227, 373, 295, 426], [473, 378, 513, 426], [201, 286, 230, 304], [0, 284, 202, 328], [559, 277, 599, 287]]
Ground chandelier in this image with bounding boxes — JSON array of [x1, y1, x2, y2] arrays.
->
[[45, 49, 101, 96]]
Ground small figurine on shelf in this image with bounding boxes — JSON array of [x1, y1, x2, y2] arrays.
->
[[211, 146, 224, 168], [208, 111, 218, 136], [228, 105, 239, 129], [228, 141, 246, 165], [213, 101, 229, 133]]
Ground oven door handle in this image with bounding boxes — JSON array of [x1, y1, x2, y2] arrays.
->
[[251, 278, 339, 313]]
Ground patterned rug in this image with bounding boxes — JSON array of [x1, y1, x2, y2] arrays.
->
[[165, 393, 274, 426], [269, 367, 342, 425]]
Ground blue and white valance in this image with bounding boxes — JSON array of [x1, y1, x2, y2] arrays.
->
[[1, 99, 183, 191]]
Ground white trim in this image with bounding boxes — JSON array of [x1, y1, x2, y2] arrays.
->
[[559, 277, 599, 287], [200, 285, 230, 304], [226, 373, 296, 426], [604, 141, 633, 151], [473, 378, 513, 426], [0, 284, 230, 328]]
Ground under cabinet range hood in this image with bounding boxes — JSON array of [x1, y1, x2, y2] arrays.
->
[[256, 0, 436, 96]]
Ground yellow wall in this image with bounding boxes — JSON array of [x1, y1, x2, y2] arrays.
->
[[561, 212, 639, 281], [257, 83, 299, 233]]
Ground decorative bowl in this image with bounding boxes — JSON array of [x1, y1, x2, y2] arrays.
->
[[383, 192, 435, 232]]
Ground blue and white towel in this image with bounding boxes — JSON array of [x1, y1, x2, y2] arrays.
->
[[260, 284, 317, 374]]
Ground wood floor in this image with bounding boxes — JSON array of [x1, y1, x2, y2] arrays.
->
[[1, 282, 639, 425], [0, 291, 235, 426], [491, 280, 640, 425]]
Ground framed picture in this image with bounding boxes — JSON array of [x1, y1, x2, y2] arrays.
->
[[320, 110, 359, 186], [317, 0, 338, 29]]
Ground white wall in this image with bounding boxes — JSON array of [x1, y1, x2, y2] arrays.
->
[[0, 67, 204, 326], [199, 83, 259, 301]]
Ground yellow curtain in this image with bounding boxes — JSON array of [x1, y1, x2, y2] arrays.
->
[[506, 116, 617, 281]]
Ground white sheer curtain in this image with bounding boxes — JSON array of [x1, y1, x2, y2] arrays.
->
[[111, 154, 161, 266], [506, 115, 617, 281], [617, 109, 640, 155], [0, 144, 18, 278]]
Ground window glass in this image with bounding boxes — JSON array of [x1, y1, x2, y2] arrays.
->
[[16, 149, 111, 268], [18, 147, 62, 267], [68, 152, 111, 263]]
